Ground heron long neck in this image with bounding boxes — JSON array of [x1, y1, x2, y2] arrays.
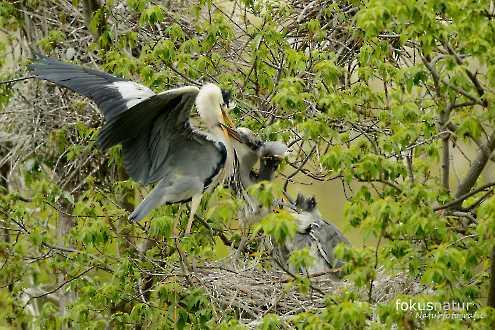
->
[[211, 125, 235, 182]]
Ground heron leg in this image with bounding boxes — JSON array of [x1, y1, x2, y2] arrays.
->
[[168, 204, 193, 274], [185, 193, 202, 235], [171, 204, 183, 238]]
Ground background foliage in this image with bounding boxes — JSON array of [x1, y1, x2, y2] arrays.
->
[[1, 0, 495, 328]]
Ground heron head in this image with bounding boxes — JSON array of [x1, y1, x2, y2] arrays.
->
[[236, 127, 263, 150], [220, 88, 236, 128], [258, 141, 288, 181], [221, 89, 232, 109], [196, 83, 235, 129], [295, 193, 318, 212]]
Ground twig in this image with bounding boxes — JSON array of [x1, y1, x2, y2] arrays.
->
[[434, 182, 495, 211], [283, 145, 316, 202], [444, 43, 485, 99], [270, 252, 326, 298], [405, 149, 415, 185], [0, 76, 35, 85], [44, 200, 118, 218], [23, 265, 96, 306]]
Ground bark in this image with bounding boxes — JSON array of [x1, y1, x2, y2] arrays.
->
[[422, 55, 451, 192], [441, 131, 450, 191], [57, 203, 74, 330], [488, 245, 495, 308], [439, 99, 452, 192], [455, 130, 495, 201]]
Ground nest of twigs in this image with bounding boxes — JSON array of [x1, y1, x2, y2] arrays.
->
[[160, 256, 425, 327]]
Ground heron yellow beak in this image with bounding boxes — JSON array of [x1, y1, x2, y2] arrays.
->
[[221, 124, 242, 142], [221, 104, 236, 128], [220, 105, 242, 142]]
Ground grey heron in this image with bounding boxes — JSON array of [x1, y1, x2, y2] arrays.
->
[[28, 56, 239, 234], [232, 127, 287, 190], [223, 127, 287, 255], [278, 193, 350, 275], [232, 128, 350, 275]]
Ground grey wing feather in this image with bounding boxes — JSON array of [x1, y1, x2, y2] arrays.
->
[[96, 88, 191, 149], [29, 56, 226, 187], [28, 55, 154, 120], [309, 218, 350, 267], [97, 86, 226, 186]]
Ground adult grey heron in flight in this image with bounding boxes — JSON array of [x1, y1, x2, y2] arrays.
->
[[29, 56, 238, 234], [233, 128, 350, 275]]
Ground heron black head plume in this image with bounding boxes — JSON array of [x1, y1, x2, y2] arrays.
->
[[295, 193, 318, 212], [221, 89, 232, 107]]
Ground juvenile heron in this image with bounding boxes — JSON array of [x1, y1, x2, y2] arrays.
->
[[280, 193, 350, 275], [233, 128, 350, 275], [29, 56, 238, 234], [228, 127, 287, 255], [232, 127, 287, 190]]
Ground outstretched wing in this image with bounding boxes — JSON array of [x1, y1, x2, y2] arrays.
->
[[29, 57, 227, 186], [28, 55, 155, 120], [98, 86, 226, 185]]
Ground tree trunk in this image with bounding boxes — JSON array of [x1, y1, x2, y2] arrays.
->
[[57, 203, 75, 330], [488, 245, 495, 308]]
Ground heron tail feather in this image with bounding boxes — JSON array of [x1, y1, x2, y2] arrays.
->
[[128, 190, 164, 222]]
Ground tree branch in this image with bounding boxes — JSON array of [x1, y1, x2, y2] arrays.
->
[[489, 245, 495, 308], [434, 181, 495, 211], [422, 55, 451, 191], [444, 43, 485, 100], [422, 55, 484, 105], [0, 76, 35, 85], [24, 265, 96, 306], [440, 102, 452, 191], [455, 130, 495, 202]]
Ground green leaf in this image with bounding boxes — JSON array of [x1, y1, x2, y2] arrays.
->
[[139, 5, 164, 27], [255, 210, 297, 244], [127, 0, 147, 12], [457, 117, 482, 140], [149, 215, 173, 238], [288, 247, 315, 271], [213, 237, 230, 260]]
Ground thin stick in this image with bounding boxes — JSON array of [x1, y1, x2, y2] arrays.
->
[[23, 265, 96, 306], [434, 182, 495, 211], [0, 76, 35, 85]]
